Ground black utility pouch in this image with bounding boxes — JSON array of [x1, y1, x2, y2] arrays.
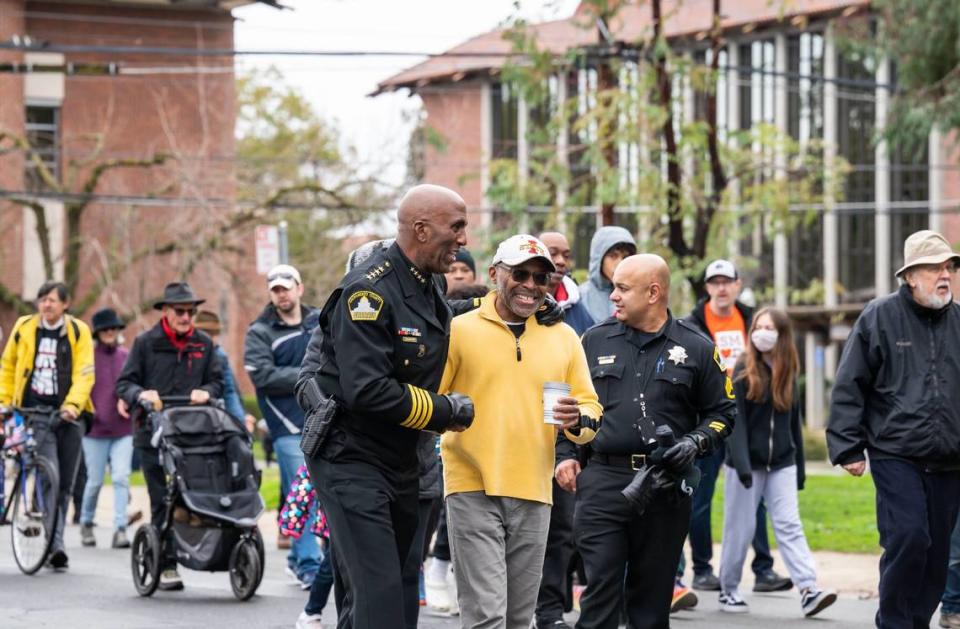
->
[[299, 379, 338, 458]]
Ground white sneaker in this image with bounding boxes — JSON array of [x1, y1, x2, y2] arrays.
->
[[285, 565, 301, 586], [424, 558, 452, 611], [294, 610, 323, 629], [158, 568, 184, 591], [446, 562, 459, 616], [718, 591, 749, 613]]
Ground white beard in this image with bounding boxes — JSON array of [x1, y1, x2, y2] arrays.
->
[[916, 287, 953, 309]]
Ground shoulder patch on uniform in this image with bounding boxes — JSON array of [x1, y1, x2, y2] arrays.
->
[[713, 347, 725, 372], [725, 375, 735, 400], [347, 290, 384, 321]]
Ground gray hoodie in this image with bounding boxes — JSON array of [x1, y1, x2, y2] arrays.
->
[[578, 226, 637, 323]]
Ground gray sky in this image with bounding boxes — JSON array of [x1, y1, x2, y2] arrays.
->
[[234, 0, 579, 185]]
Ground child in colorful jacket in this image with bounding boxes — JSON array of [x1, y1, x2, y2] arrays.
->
[[280, 464, 334, 627]]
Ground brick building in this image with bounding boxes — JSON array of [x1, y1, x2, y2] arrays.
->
[[0, 0, 268, 391], [376, 0, 960, 424]]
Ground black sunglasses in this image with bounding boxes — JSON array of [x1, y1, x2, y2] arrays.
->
[[499, 264, 550, 286], [172, 306, 196, 318]]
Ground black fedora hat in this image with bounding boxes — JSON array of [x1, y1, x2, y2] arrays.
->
[[153, 282, 205, 310], [91, 308, 125, 333]]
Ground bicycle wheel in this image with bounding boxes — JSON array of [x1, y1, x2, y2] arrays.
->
[[229, 537, 261, 601], [10, 455, 59, 575]]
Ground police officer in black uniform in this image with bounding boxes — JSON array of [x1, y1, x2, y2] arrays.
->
[[297, 184, 477, 628], [556, 254, 735, 629]]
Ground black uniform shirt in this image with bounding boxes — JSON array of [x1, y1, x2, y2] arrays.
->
[[311, 242, 457, 470], [559, 313, 735, 460]]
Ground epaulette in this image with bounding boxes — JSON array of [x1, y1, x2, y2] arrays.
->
[[363, 259, 394, 284], [676, 318, 714, 344]]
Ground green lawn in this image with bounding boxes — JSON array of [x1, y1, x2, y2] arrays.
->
[[710, 472, 880, 555]]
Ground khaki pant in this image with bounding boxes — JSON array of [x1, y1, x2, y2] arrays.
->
[[447, 491, 551, 629]]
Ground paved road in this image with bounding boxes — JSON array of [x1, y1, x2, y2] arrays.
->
[[0, 522, 879, 629]]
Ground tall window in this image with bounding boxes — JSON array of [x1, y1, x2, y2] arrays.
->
[[888, 63, 929, 277], [25, 106, 60, 192], [836, 51, 876, 301], [787, 32, 825, 295], [491, 82, 518, 160]]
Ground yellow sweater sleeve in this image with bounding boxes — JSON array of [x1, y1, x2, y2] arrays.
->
[[564, 328, 602, 445], [0, 320, 20, 406]]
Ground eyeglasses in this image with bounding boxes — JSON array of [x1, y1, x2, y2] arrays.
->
[[172, 306, 196, 318], [498, 264, 550, 286]]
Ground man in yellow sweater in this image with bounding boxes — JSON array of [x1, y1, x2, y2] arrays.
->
[[439, 234, 602, 629]]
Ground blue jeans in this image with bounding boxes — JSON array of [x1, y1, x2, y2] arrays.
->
[[274, 435, 321, 577], [943, 515, 960, 613], [80, 435, 133, 530], [304, 539, 336, 616]]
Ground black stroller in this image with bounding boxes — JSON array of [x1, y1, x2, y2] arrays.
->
[[130, 398, 266, 600]]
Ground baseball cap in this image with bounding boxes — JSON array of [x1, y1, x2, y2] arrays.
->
[[491, 235, 556, 272], [267, 264, 302, 289], [704, 259, 738, 281]]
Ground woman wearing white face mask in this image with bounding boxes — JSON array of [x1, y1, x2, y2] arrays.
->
[[717, 308, 837, 617]]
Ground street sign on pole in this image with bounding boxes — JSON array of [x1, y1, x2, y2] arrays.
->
[[255, 225, 280, 275]]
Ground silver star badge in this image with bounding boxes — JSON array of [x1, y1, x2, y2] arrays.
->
[[667, 345, 688, 365]]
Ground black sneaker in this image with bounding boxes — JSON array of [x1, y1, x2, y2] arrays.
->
[[800, 588, 837, 617], [753, 570, 793, 592], [692, 571, 721, 591], [535, 621, 572, 629], [718, 591, 749, 613], [48, 549, 69, 571]]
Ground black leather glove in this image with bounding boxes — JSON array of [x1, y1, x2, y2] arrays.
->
[[661, 436, 699, 473], [443, 392, 475, 429], [739, 473, 753, 489], [534, 294, 564, 327]]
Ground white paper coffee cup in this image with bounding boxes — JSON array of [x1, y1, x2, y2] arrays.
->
[[543, 382, 572, 425]]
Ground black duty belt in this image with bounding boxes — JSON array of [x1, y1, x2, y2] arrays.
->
[[591, 452, 651, 471]]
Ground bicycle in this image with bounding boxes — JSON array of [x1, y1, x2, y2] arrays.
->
[[0, 406, 62, 575]]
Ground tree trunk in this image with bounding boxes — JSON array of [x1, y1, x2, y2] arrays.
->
[[598, 50, 617, 226], [692, 0, 729, 262], [651, 0, 688, 257]]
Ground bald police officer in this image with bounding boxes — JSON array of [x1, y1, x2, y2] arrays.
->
[[556, 254, 736, 629], [299, 185, 476, 628]]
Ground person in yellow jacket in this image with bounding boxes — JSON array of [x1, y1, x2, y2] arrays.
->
[[0, 281, 95, 570], [439, 234, 602, 629]]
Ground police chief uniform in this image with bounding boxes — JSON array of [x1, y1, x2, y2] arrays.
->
[[560, 313, 735, 629], [304, 241, 471, 628]]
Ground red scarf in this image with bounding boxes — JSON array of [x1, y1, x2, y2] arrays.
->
[[161, 317, 204, 372]]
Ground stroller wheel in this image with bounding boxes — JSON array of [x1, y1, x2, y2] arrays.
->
[[131, 525, 161, 597], [250, 528, 266, 591], [229, 537, 261, 601]]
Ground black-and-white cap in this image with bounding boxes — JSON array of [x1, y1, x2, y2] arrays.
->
[[705, 259, 737, 281]]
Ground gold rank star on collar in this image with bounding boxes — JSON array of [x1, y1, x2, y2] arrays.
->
[[409, 266, 427, 284], [364, 264, 387, 281]]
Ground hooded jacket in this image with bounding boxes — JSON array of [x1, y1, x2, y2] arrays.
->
[[0, 314, 95, 417], [244, 303, 320, 439], [89, 342, 130, 438], [686, 299, 754, 339], [827, 285, 960, 467], [555, 275, 595, 336], [726, 362, 805, 490], [578, 226, 637, 323]]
